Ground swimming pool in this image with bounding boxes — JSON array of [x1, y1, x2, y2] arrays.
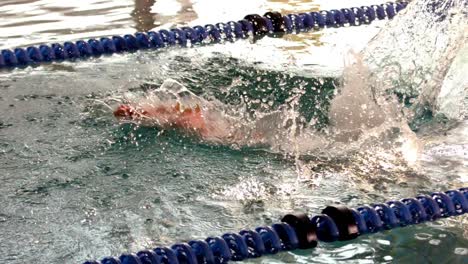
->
[[0, 0, 467, 263]]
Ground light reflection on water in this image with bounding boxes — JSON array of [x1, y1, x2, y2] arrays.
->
[[0, 0, 388, 72], [0, 0, 382, 42]]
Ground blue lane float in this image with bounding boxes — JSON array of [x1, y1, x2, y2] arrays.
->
[[84, 187, 468, 264], [0, 2, 408, 70]]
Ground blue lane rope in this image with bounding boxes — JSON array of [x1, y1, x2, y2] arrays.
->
[[84, 187, 467, 264], [0, 2, 408, 70]]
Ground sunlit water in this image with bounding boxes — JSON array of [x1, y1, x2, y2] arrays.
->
[[0, 0, 467, 263]]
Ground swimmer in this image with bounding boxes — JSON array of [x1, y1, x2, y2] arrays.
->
[[113, 101, 242, 143], [114, 102, 207, 133], [112, 79, 285, 146], [113, 100, 277, 146]]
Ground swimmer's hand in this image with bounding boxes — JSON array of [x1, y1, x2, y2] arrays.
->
[[114, 103, 206, 133], [113, 104, 148, 119]]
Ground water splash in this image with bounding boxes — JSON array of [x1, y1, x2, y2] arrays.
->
[[99, 0, 467, 187], [362, 0, 468, 121], [103, 52, 418, 157]]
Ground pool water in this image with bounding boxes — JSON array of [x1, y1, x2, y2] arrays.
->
[[0, 0, 467, 263]]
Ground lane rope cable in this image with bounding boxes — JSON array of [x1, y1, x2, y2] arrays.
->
[[0, 2, 408, 69], [84, 187, 467, 264]]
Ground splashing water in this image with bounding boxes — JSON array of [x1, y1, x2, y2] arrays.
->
[[109, 55, 417, 160], [104, 0, 467, 190], [291, 0, 468, 182], [362, 0, 468, 121]]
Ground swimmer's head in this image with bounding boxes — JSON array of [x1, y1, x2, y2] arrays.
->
[[114, 104, 141, 119], [113, 102, 202, 125]]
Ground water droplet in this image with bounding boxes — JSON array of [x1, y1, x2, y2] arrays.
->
[[415, 233, 432, 240], [377, 239, 391, 246], [454, 248, 468, 255]]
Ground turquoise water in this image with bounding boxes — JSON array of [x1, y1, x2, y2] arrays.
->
[[0, 0, 467, 263]]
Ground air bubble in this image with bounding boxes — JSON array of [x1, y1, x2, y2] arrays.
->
[[454, 248, 468, 255], [415, 233, 432, 240]]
